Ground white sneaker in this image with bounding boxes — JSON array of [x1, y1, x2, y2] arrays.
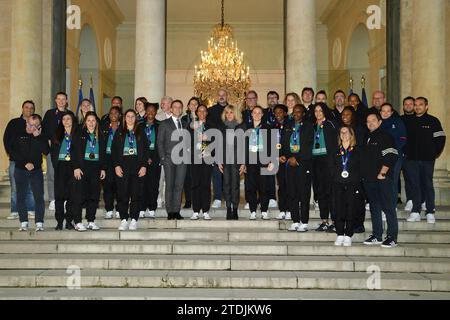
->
[[48, 200, 55, 211], [343, 236, 352, 247], [382, 211, 386, 222], [212, 200, 222, 208], [285, 212, 292, 220], [118, 219, 128, 231], [421, 202, 427, 211], [426, 213, 436, 224], [261, 212, 270, 220], [406, 212, 421, 222], [203, 212, 212, 220], [145, 210, 155, 219], [244, 203, 250, 210], [314, 201, 319, 211], [190, 212, 199, 220], [404, 200, 413, 212], [7, 212, 19, 220], [115, 212, 120, 219], [19, 222, 28, 231], [288, 222, 300, 231], [75, 223, 87, 232], [365, 203, 370, 211], [276, 212, 286, 220], [249, 212, 257, 220], [139, 211, 145, 218], [35, 222, 44, 232], [297, 223, 308, 232], [105, 211, 114, 219], [87, 222, 100, 231], [269, 199, 277, 208], [129, 219, 138, 231], [334, 235, 345, 246]]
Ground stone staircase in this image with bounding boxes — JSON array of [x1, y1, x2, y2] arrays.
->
[[0, 206, 449, 300]]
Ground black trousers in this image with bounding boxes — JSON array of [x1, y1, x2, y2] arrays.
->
[[191, 163, 213, 213], [286, 162, 312, 224], [183, 164, 192, 204], [223, 164, 240, 209], [143, 162, 161, 211], [312, 156, 334, 221], [54, 161, 74, 224], [333, 183, 361, 237], [103, 158, 118, 212], [116, 157, 144, 221], [245, 164, 269, 212], [276, 164, 288, 212], [71, 161, 101, 224], [267, 175, 276, 200]]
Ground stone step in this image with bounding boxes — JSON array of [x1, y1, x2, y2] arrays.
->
[[0, 269, 448, 292], [1, 218, 449, 232], [1, 229, 449, 244], [0, 254, 449, 273], [0, 287, 449, 300], [1, 241, 450, 258]]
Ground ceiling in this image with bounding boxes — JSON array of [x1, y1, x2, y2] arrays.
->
[[114, 0, 333, 23]]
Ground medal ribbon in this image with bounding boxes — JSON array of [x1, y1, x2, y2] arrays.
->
[[340, 146, 353, 172], [145, 124, 154, 144], [64, 132, 71, 155], [128, 131, 135, 150], [87, 133, 97, 154]]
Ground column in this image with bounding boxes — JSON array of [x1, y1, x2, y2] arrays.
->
[[285, 0, 317, 93], [51, 0, 67, 102], [10, 0, 43, 115], [134, 0, 166, 101], [411, 0, 447, 170]]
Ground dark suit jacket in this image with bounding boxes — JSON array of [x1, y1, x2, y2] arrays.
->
[[157, 117, 189, 164]]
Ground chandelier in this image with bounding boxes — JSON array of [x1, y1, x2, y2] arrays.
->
[[194, 0, 251, 106]]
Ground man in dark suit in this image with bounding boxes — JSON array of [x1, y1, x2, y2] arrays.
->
[[157, 100, 189, 220]]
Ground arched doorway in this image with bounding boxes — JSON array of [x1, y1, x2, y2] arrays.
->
[[347, 24, 371, 99], [79, 25, 99, 115]]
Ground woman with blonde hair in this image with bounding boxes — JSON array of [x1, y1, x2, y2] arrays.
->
[[77, 99, 94, 125], [332, 125, 362, 247], [283, 93, 302, 120], [218, 105, 246, 219]]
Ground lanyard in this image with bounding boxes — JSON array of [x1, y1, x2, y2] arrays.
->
[[128, 131, 135, 148], [64, 132, 71, 154], [87, 133, 97, 153], [315, 121, 325, 145], [340, 147, 353, 171], [293, 123, 302, 144], [145, 124, 154, 143]]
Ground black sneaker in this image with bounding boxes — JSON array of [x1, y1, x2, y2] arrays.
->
[[353, 226, 366, 234], [55, 223, 63, 231], [65, 222, 75, 230], [363, 235, 382, 245], [326, 224, 336, 233], [315, 223, 329, 232], [381, 237, 398, 248]]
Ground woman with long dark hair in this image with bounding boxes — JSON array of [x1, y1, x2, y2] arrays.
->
[[51, 112, 78, 230], [111, 109, 148, 231], [71, 111, 105, 231], [134, 97, 148, 124]]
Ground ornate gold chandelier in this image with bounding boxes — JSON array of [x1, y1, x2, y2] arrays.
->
[[194, 0, 251, 106]]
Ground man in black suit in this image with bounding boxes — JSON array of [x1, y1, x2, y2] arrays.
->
[[157, 100, 189, 220]]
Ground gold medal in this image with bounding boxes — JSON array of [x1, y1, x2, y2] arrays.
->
[[276, 143, 282, 150], [292, 145, 299, 152], [128, 148, 135, 155], [64, 155, 71, 161]]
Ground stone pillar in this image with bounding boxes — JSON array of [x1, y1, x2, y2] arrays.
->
[[411, 0, 447, 170], [51, 0, 67, 104], [134, 0, 166, 101], [285, 0, 317, 93], [10, 0, 43, 115]]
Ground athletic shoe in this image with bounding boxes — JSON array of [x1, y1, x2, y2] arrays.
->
[[145, 210, 155, 219], [381, 237, 398, 248], [139, 211, 145, 218], [75, 223, 87, 232], [334, 235, 345, 246], [48, 200, 55, 211], [404, 200, 413, 212], [261, 212, 270, 220], [363, 235, 382, 245], [406, 212, 421, 222], [211, 200, 222, 209], [87, 222, 100, 231], [269, 199, 277, 208], [288, 223, 299, 231], [105, 211, 114, 219], [276, 212, 286, 220], [297, 223, 308, 232], [285, 212, 292, 220], [7, 212, 19, 220], [203, 212, 212, 220], [35, 222, 44, 232], [249, 212, 257, 220], [315, 223, 329, 232], [426, 213, 436, 224], [343, 236, 352, 247], [19, 222, 28, 231], [129, 219, 138, 231], [326, 224, 336, 233], [118, 219, 128, 231], [190, 212, 199, 220]]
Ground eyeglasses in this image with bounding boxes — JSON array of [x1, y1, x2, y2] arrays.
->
[[27, 123, 41, 130]]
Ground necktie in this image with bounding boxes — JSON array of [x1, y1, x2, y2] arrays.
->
[[177, 119, 182, 130]]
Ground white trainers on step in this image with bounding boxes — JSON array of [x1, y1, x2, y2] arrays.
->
[[129, 219, 138, 231], [406, 212, 421, 222], [118, 219, 128, 231], [334, 235, 345, 246]]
